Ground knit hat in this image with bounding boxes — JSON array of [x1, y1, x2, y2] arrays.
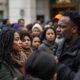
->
[[54, 14, 62, 20], [32, 23, 43, 32]]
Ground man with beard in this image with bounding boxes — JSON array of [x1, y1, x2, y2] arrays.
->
[[56, 11, 80, 80]]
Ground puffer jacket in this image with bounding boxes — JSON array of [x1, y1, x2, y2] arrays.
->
[[57, 36, 80, 80]]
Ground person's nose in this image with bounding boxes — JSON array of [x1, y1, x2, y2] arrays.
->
[[36, 42, 40, 45], [25, 40, 29, 44], [50, 34, 53, 37], [56, 26, 61, 32], [19, 40, 22, 45]]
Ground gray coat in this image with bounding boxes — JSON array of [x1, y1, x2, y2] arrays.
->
[[38, 40, 58, 55]]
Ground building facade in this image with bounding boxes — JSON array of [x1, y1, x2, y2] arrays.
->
[[0, 0, 79, 24]]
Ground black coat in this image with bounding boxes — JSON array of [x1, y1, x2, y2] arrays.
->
[[73, 70, 80, 80], [57, 36, 80, 80]]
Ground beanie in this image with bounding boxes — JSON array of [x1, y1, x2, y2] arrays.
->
[[32, 24, 43, 32]]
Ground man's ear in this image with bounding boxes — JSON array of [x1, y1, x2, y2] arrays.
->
[[71, 26, 78, 34]]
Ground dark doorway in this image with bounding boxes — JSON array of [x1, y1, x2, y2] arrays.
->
[[49, 0, 77, 19]]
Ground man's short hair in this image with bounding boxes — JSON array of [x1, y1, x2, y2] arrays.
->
[[62, 10, 80, 32]]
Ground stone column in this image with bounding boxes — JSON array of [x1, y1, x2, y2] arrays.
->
[[0, 0, 8, 19], [8, 0, 36, 24], [44, 0, 50, 22], [8, 0, 26, 23], [36, 0, 49, 22], [24, 0, 36, 24]]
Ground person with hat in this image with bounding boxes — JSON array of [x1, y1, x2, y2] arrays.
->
[[32, 23, 43, 36]]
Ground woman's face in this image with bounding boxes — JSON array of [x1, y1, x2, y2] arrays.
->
[[46, 29, 56, 43], [32, 37, 41, 48], [32, 28, 40, 36], [12, 32, 22, 52], [21, 36, 31, 49]]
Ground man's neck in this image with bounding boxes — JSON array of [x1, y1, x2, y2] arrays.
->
[[66, 34, 78, 48]]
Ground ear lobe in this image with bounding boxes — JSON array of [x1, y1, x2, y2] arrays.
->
[[72, 26, 77, 34]]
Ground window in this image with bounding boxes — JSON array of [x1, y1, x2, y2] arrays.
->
[[0, 11, 3, 19]]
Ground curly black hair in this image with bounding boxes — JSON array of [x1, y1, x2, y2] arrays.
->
[[19, 31, 32, 42]]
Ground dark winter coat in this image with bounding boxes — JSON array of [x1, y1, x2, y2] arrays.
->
[[0, 61, 22, 80], [38, 40, 58, 55], [73, 70, 80, 80], [57, 36, 80, 80]]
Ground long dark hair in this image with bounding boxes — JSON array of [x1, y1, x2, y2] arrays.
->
[[0, 29, 15, 64]]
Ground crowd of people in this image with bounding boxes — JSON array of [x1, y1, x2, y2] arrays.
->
[[0, 10, 80, 80]]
